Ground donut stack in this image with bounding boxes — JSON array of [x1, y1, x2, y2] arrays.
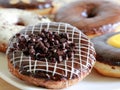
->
[[0, 0, 120, 89]]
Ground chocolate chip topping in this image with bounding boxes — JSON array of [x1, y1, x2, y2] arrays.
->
[[10, 29, 76, 63]]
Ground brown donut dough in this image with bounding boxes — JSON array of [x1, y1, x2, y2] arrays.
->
[[91, 32, 120, 77], [55, 0, 120, 38], [6, 22, 96, 89], [94, 61, 120, 77]]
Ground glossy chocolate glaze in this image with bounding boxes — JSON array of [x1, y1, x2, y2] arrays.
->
[[7, 22, 96, 81], [55, 0, 120, 36], [0, 0, 53, 9], [91, 32, 120, 66]]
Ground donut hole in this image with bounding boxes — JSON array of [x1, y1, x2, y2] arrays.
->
[[82, 4, 97, 18], [87, 10, 97, 18], [16, 21, 25, 26]]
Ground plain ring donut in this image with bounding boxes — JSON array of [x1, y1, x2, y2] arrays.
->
[[0, 8, 50, 52], [55, 0, 120, 38], [92, 32, 120, 77], [6, 22, 96, 89]]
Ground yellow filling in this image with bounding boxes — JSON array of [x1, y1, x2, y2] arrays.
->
[[107, 34, 120, 48]]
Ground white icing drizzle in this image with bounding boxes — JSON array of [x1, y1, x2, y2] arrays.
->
[[7, 22, 96, 80], [33, 60, 37, 73], [64, 60, 67, 77], [71, 27, 75, 42], [29, 56, 32, 72], [70, 53, 74, 79], [19, 52, 23, 67], [86, 39, 90, 66], [57, 23, 61, 33], [65, 24, 67, 33], [45, 58, 48, 72], [52, 62, 57, 76], [31, 25, 35, 34], [79, 31, 82, 77], [46, 22, 50, 31]]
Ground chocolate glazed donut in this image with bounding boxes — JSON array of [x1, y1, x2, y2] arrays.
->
[[6, 22, 96, 89], [55, 0, 120, 37], [0, 0, 55, 15], [92, 32, 120, 77]]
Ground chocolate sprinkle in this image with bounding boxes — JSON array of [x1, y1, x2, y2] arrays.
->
[[11, 29, 76, 63]]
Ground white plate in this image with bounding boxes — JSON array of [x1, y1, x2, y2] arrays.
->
[[0, 52, 120, 90]]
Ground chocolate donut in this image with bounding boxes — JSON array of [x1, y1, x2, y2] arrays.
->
[[6, 22, 96, 89], [55, 0, 120, 38], [92, 32, 120, 77], [0, 0, 55, 15]]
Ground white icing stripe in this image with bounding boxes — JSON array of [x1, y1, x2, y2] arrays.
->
[[31, 25, 35, 34], [52, 62, 57, 76], [46, 23, 50, 31], [19, 52, 23, 68], [79, 31, 82, 77], [8, 22, 96, 79], [86, 39, 90, 66], [57, 23, 61, 33], [33, 60, 37, 73], [65, 60, 67, 77], [65, 24, 67, 33], [45, 58, 48, 72], [70, 53, 74, 79], [29, 56, 32, 72]]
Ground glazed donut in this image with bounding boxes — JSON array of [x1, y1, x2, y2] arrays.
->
[[0, 9, 50, 26], [91, 32, 120, 77], [55, 0, 120, 38], [0, 25, 23, 52], [0, 8, 50, 52], [0, 0, 56, 15], [6, 22, 96, 89]]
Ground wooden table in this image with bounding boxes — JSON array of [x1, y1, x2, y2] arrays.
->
[[0, 78, 19, 90]]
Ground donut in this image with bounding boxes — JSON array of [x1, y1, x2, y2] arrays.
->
[[0, 9, 50, 52], [0, 9, 50, 26], [91, 32, 120, 77], [0, 0, 56, 15], [6, 22, 96, 89], [55, 0, 120, 38]]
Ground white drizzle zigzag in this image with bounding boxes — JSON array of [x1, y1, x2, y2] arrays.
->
[[7, 22, 96, 79]]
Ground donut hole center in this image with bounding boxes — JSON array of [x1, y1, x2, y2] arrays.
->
[[87, 10, 97, 18], [16, 21, 25, 26], [82, 4, 97, 18]]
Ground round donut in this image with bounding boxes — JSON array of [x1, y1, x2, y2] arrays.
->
[[55, 0, 120, 38], [6, 22, 96, 89], [91, 32, 120, 77], [0, 9, 50, 26], [0, 0, 56, 15], [0, 8, 50, 52]]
